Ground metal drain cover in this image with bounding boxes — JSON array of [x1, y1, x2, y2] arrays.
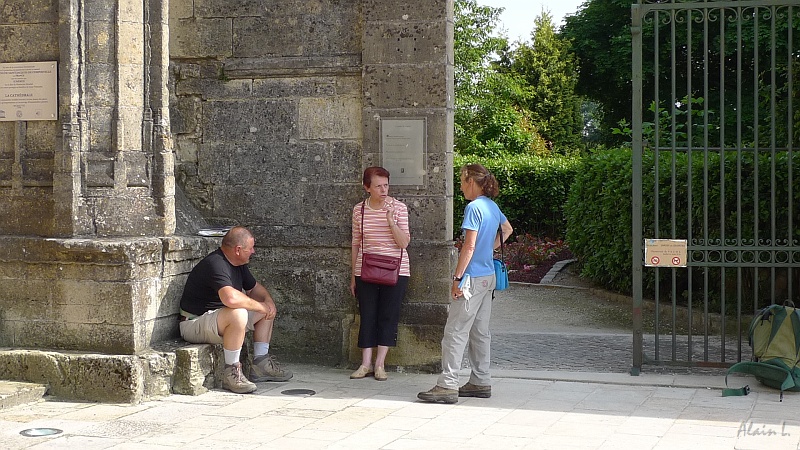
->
[[20, 427, 63, 437], [281, 388, 316, 396]]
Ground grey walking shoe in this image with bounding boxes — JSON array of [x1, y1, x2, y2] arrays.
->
[[250, 354, 293, 382], [458, 382, 491, 398], [222, 362, 257, 394], [417, 385, 458, 404]]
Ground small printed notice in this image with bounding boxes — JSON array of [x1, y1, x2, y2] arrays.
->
[[380, 118, 426, 186], [0, 61, 58, 121], [644, 239, 688, 267]]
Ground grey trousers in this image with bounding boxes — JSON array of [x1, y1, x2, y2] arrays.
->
[[436, 274, 496, 389]]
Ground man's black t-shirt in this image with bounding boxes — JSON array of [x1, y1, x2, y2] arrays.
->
[[180, 248, 257, 315]]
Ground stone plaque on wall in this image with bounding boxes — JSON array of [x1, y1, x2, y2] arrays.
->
[[0, 61, 58, 121], [380, 117, 426, 186]]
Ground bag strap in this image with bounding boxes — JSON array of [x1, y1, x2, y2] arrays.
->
[[498, 225, 505, 262], [360, 200, 403, 262]]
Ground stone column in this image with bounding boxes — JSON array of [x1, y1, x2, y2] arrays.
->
[[357, 0, 455, 368], [0, 0, 179, 355]]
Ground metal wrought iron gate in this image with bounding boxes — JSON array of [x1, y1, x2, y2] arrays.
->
[[631, 0, 799, 373]]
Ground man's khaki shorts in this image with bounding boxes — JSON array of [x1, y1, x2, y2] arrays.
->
[[179, 309, 262, 344]]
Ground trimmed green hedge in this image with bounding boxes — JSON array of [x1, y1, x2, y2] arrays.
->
[[565, 148, 800, 298], [453, 153, 582, 239]]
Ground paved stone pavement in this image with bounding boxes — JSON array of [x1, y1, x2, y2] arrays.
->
[[5, 278, 799, 449], [485, 282, 734, 376]]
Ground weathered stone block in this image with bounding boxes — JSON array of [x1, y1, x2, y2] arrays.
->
[[195, 0, 265, 18], [231, 16, 305, 58], [169, 0, 194, 20], [86, 20, 115, 64], [202, 99, 295, 144], [0, 23, 58, 61], [363, 0, 451, 22], [125, 151, 150, 187], [0, 192, 55, 236], [172, 343, 222, 395], [363, 21, 448, 65], [176, 78, 252, 99], [21, 158, 54, 184], [84, 0, 114, 21], [117, 23, 145, 65], [298, 96, 361, 140], [363, 64, 449, 109], [25, 121, 58, 154], [348, 320, 443, 370], [169, 17, 232, 59], [0, 349, 167, 403], [119, 0, 145, 24], [252, 77, 338, 98], [0, 0, 57, 23]]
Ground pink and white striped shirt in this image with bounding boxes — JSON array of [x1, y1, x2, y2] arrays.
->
[[351, 197, 410, 277]]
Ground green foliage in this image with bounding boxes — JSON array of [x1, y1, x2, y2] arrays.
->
[[454, 1, 584, 156], [564, 150, 633, 293], [560, 0, 634, 145], [453, 153, 582, 239], [612, 96, 714, 148], [507, 13, 583, 151], [566, 148, 800, 300], [561, 0, 800, 149]]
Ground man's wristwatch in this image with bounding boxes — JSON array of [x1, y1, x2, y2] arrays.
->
[[452, 275, 462, 281]]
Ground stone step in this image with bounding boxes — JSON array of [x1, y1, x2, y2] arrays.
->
[[0, 380, 48, 410], [0, 341, 234, 403]]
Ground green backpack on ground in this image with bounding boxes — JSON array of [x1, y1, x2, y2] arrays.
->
[[723, 302, 800, 401]]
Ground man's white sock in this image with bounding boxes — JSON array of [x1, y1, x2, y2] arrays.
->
[[224, 348, 241, 366], [254, 342, 270, 358]]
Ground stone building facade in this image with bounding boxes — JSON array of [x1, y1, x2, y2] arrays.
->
[[0, 0, 454, 400]]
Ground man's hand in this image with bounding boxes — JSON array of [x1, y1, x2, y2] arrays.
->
[[261, 299, 276, 320]]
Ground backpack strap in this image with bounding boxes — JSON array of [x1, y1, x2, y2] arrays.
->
[[724, 361, 794, 401], [791, 308, 800, 357]]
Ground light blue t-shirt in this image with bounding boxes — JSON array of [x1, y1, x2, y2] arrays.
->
[[461, 196, 507, 278]]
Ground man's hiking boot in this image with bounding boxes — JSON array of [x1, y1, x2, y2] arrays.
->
[[222, 362, 257, 394], [250, 354, 293, 382], [417, 385, 458, 404], [459, 382, 491, 398]]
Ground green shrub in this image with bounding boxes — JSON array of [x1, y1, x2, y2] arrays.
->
[[453, 153, 582, 239], [566, 148, 800, 303]]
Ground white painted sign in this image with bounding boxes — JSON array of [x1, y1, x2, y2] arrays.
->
[[644, 239, 688, 267], [0, 61, 58, 121]]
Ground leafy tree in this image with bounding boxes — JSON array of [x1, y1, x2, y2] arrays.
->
[[561, 0, 800, 148], [560, 0, 634, 146], [509, 12, 583, 151], [454, 0, 547, 157]]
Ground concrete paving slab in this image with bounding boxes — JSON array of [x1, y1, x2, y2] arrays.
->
[[0, 364, 799, 449]]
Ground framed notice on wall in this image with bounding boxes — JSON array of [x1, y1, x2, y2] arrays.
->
[[380, 117, 427, 186], [0, 61, 58, 121]]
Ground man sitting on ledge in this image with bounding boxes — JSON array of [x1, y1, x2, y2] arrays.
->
[[179, 226, 292, 394]]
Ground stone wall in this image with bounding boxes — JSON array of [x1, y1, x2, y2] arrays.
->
[[0, 0, 454, 379], [169, 0, 455, 367]]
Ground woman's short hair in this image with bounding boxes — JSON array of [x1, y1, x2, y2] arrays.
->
[[363, 166, 391, 187], [461, 164, 500, 198]]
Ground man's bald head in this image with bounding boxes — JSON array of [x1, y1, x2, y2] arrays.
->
[[221, 226, 254, 249]]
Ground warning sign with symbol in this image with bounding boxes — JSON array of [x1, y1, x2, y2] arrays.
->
[[644, 239, 687, 268]]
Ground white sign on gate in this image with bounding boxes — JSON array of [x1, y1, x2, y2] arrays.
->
[[644, 239, 687, 268]]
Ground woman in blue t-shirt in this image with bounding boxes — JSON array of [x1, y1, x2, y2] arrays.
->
[[418, 164, 513, 404]]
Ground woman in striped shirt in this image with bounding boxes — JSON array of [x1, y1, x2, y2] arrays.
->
[[350, 166, 411, 381]]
